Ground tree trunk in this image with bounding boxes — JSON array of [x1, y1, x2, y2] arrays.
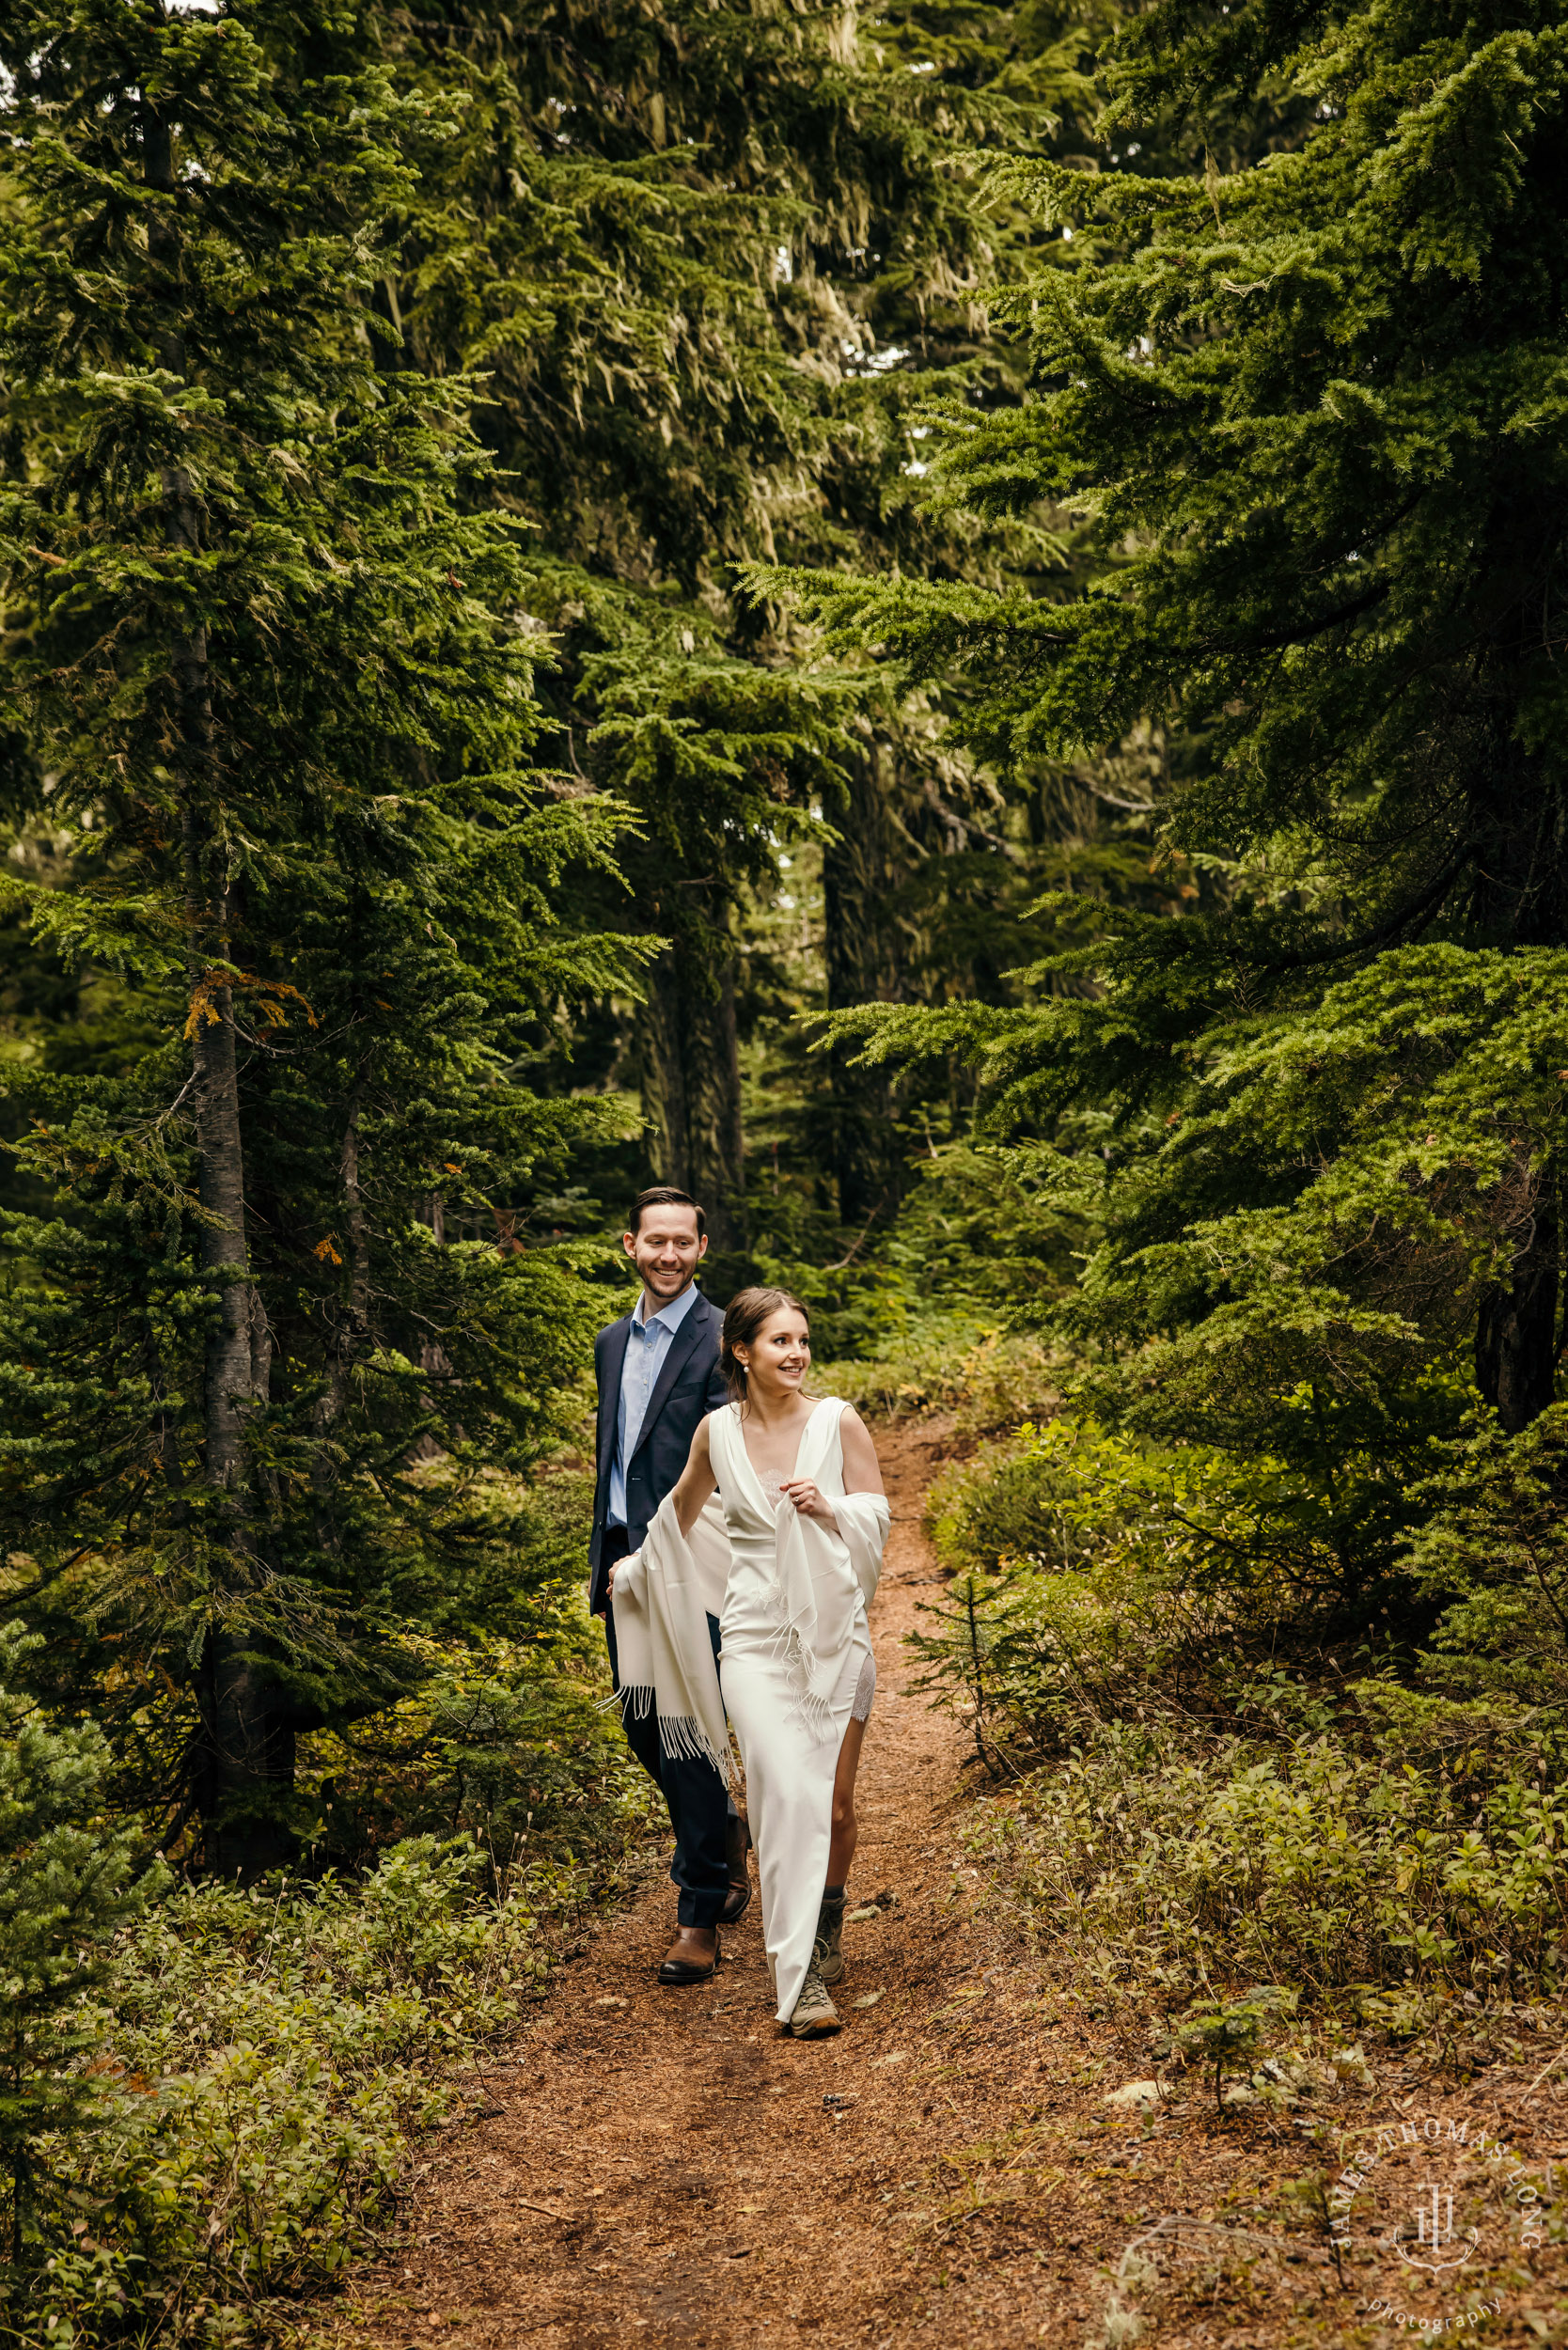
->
[[183, 822, 296, 1875], [823, 746, 901, 1228], [637, 894, 747, 1257], [1465, 538, 1566, 1434], [313, 1075, 371, 1510], [1476, 1182, 1560, 1434], [148, 102, 290, 1877]]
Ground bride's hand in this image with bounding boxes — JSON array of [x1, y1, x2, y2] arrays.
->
[[779, 1478, 839, 1530]]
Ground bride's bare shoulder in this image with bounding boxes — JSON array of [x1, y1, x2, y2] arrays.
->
[[836, 1402, 886, 1492]]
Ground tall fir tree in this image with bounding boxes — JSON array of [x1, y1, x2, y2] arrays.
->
[[367, 0, 1092, 1251], [782, 0, 1568, 1574], [0, 0, 640, 1869]]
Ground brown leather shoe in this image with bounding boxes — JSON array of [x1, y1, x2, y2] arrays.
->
[[720, 1810, 753, 1925], [657, 1925, 719, 1985]]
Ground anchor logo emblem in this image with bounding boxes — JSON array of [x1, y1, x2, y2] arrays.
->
[[1396, 2182, 1480, 2273]]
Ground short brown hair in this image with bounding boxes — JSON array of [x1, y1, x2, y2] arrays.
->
[[721, 1286, 809, 1402], [626, 1184, 706, 1239]]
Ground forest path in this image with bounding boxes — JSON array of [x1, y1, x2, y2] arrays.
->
[[345, 1420, 1568, 2350], [347, 1412, 1091, 2348]]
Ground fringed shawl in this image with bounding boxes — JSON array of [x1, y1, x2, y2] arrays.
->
[[609, 1493, 734, 1784], [610, 1399, 891, 1766]]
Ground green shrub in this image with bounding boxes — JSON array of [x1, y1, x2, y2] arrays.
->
[[819, 1316, 1064, 1434], [16, 1838, 598, 2347], [927, 1418, 1154, 1578], [914, 1418, 1317, 1767], [0, 1627, 160, 2274], [282, 1464, 661, 1871], [1151, 1986, 1299, 2113], [964, 1688, 1568, 2004], [925, 1414, 1568, 2005], [1406, 1403, 1568, 1703]]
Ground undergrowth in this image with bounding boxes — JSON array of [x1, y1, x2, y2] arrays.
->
[[0, 1510, 656, 2349], [820, 1316, 1063, 1434], [964, 1700, 1568, 2005], [12, 1837, 635, 2348], [919, 1412, 1568, 2012], [293, 1470, 641, 1870]]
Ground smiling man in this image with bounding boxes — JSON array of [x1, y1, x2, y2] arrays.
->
[[589, 1186, 747, 1982]]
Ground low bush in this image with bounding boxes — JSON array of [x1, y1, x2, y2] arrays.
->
[[964, 1690, 1568, 2004], [13, 1837, 613, 2347], [296, 1611, 653, 1872], [820, 1316, 1064, 1434], [279, 1464, 661, 1872], [0, 1625, 160, 2285], [915, 1418, 1311, 1769], [0, 1545, 655, 2345], [923, 1413, 1568, 2005]]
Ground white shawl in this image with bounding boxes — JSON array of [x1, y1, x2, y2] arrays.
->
[[773, 1487, 889, 1733], [610, 1400, 892, 1765], [610, 1493, 734, 1785]]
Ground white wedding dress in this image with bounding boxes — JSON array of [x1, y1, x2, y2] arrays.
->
[[708, 1397, 875, 2023]]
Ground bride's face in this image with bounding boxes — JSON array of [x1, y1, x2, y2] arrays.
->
[[741, 1308, 811, 1396]]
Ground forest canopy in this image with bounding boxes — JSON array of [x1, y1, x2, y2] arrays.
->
[[0, 0, 1565, 2332]]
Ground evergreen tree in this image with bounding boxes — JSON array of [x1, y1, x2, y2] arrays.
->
[[369, 0, 1087, 1253], [0, 0, 639, 1868], [0, 1625, 154, 2262], [787, 0, 1568, 1566]]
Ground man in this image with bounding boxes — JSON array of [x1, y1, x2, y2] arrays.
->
[[590, 1185, 747, 1983]]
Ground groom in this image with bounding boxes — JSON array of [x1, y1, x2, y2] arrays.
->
[[590, 1185, 746, 1983]]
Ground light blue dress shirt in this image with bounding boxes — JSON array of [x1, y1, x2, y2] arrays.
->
[[607, 1280, 701, 1528]]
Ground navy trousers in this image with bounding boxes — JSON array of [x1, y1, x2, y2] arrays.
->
[[602, 1528, 729, 1929]]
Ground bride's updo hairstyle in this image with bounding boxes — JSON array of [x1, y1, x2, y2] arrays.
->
[[721, 1286, 810, 1405]]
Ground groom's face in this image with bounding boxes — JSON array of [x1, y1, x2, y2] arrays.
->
[[624, 1205, 707, 1302]]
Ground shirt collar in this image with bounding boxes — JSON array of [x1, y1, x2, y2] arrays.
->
[[635, 1280, 701, 1337]]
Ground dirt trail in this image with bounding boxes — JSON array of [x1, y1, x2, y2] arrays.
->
[[350, 1420, 1568, 2350]]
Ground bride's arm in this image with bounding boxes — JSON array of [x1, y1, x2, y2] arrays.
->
[[838, 1406, 886, 1497], [779, 1405, 886, 1528], [669, 1414, 719, 1539]]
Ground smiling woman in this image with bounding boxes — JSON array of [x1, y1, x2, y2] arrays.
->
[[635, 1289, 891, 2038]]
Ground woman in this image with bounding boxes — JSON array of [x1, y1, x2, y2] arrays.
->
[[610, 1287, 888, 2037]]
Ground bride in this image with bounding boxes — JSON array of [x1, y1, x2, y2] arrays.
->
[[608, 1287, 888, 2037]]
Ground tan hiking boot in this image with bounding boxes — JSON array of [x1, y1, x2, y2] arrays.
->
[[785, 1960, 841, 2038], [814, 1889, 846, 1986]]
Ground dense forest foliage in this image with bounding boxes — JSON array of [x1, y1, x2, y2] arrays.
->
[[0, 0, 1564, 2333]]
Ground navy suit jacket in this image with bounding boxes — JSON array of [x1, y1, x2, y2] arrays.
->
[[588, 1289, 728, 1615]]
